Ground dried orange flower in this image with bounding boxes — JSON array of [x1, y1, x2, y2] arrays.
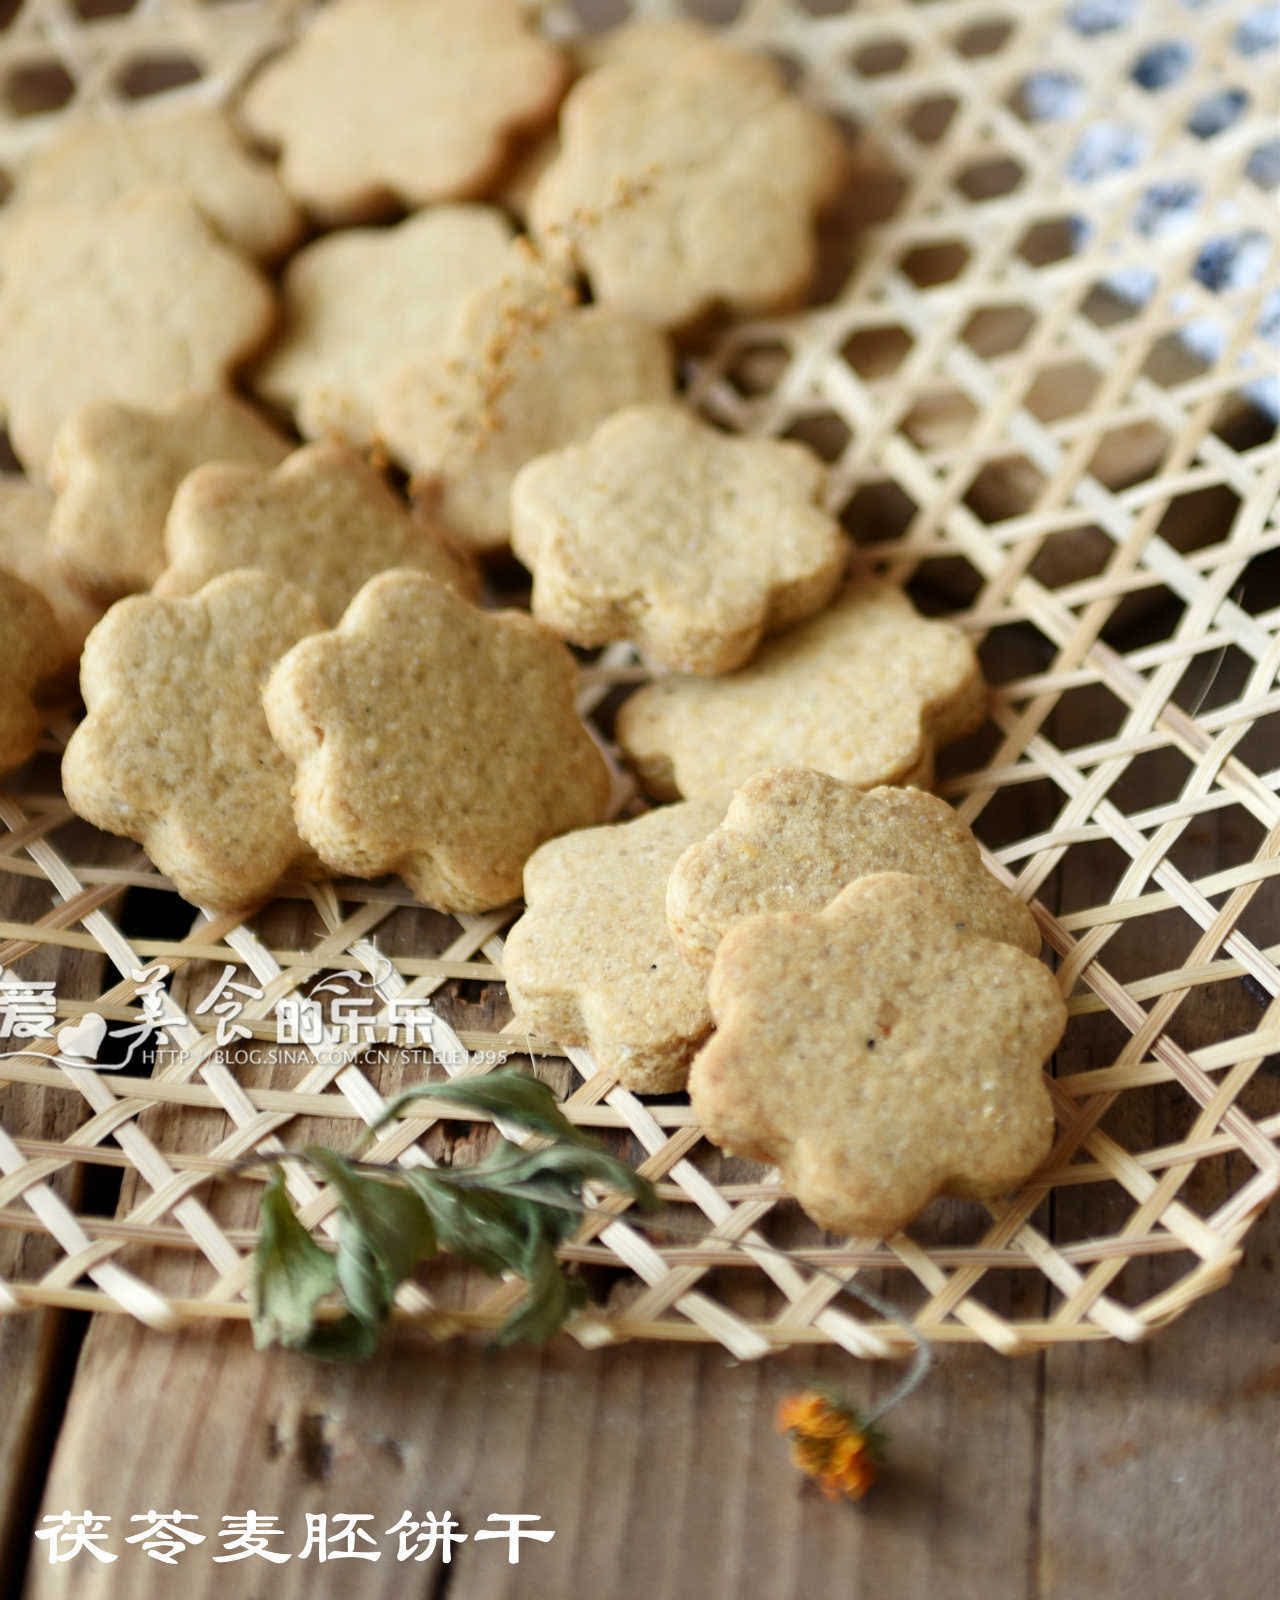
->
[[776, 1388, 885, 1502]]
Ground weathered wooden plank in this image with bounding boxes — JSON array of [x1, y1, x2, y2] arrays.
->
[[1036, 646, 1280, 1600], [0, 1091, 74, 1591], [1038, 1035, 1280, 1597], [25, 1295, 1051, 1600], [0, 826, 124, 1589]]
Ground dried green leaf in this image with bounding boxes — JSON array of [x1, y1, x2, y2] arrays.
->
[[295, 1312, 382, 1364], [251, 1166, 338, 1351], [306, 1148, 436, 1325], [464, 1140, 660, 1221], [250, 1066, 661, 1360], [371, 1067, 589, 1146], [402, 1169, 526, 1278], [404, 1157, 593, 1345], [492, 1236, 588, 1347]]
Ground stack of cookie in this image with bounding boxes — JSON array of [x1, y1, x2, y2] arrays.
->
[[505, 772, 1064, 1238], [0, 0, 1064, 1239]]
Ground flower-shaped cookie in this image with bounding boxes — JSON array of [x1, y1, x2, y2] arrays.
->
[[0, 476, 102, 674], [504, 799, 726, 1092], [156, 440, 477, 624], [49, 393, 290, 603], [616, 578, 986, 799], [668, 772, 1039, 967], [0, 191, 276, 476], [240, 0, 570, 222], [264, 572, 611, 912], [529, 37, 848, 327], [251, 205, 514, 446], [494, 19, 716, 221], [689, 873, 1064, 1238], [511, 404, 847, 674], [13, 108, 301, 261], [379, 257, 674, 551], [575, 16, 717, 74], [0, 571, 63, 777], [61, 573, 325, 908]]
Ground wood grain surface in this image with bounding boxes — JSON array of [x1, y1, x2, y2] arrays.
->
[[0, 827, 129, 1589]]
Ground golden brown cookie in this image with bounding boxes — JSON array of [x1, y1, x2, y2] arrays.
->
[[0, 190, 276, 476], [61, 572, 325, 908], [13, 108, 302, 261], [155, 439, 478, 624], [0, 476, 103, 671], [379, 253, 674, 552], [668, 772, 1039, 968], [493, 18, 715, 220], [240, 0, 570, 222], [48, 392, 290, 606], [510, 403, 847, 673], [251, 205, 515, 446], [0, 571, 63, 778], [689, 872, 1064, 1238], [528, 36, 848, 327], [504, 799, 726, 1093], [575, 16, 716, 73], [263, 571, 612, 912], [616, 578, 987, 799]]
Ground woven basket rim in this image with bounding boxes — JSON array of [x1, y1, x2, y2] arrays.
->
[[2, 0, 1279, 1359]]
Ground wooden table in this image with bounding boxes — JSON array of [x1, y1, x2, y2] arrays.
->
[[12, 1237, 1280, 1600], [5, 1166, 1280, 1599]]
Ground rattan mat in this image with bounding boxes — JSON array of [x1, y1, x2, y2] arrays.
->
[[1, 0, 1279, 1358]]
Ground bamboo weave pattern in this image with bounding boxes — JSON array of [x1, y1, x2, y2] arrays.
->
[[1, 0, 1279, 1356]]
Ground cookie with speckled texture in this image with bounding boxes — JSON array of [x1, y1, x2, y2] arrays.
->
[[48, 392, 290, 603], [251, 205, 514, 446], [13, 108, 302, 261], [689, 872, 1063, 1238], [616, 578, 986, 799], [263, 570, 612, 913], [504, 799, 726, 1092], [240, 0, 569, 223], [0, 571, 63, 777], [668, 771, 1039, 968], [528, 36, 848, 328], [379, 257, 673, 551], [61, 572, 324, 908], [511, 404, 847, 674], [494, 18, 715, 220], [156, 439, 477, 624], [0, 190, 276, 475], [0, 476, 103, 672]]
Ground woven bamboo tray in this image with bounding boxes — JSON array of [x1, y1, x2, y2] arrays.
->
[[1, 0, 1279, 1361]]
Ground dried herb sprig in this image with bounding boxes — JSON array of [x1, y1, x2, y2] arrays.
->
[[249, 1068, 937, 1494], [250, 1067, 658, 1360]]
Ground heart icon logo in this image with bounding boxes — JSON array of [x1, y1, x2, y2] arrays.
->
[[56, 1013, 108, 1062]]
